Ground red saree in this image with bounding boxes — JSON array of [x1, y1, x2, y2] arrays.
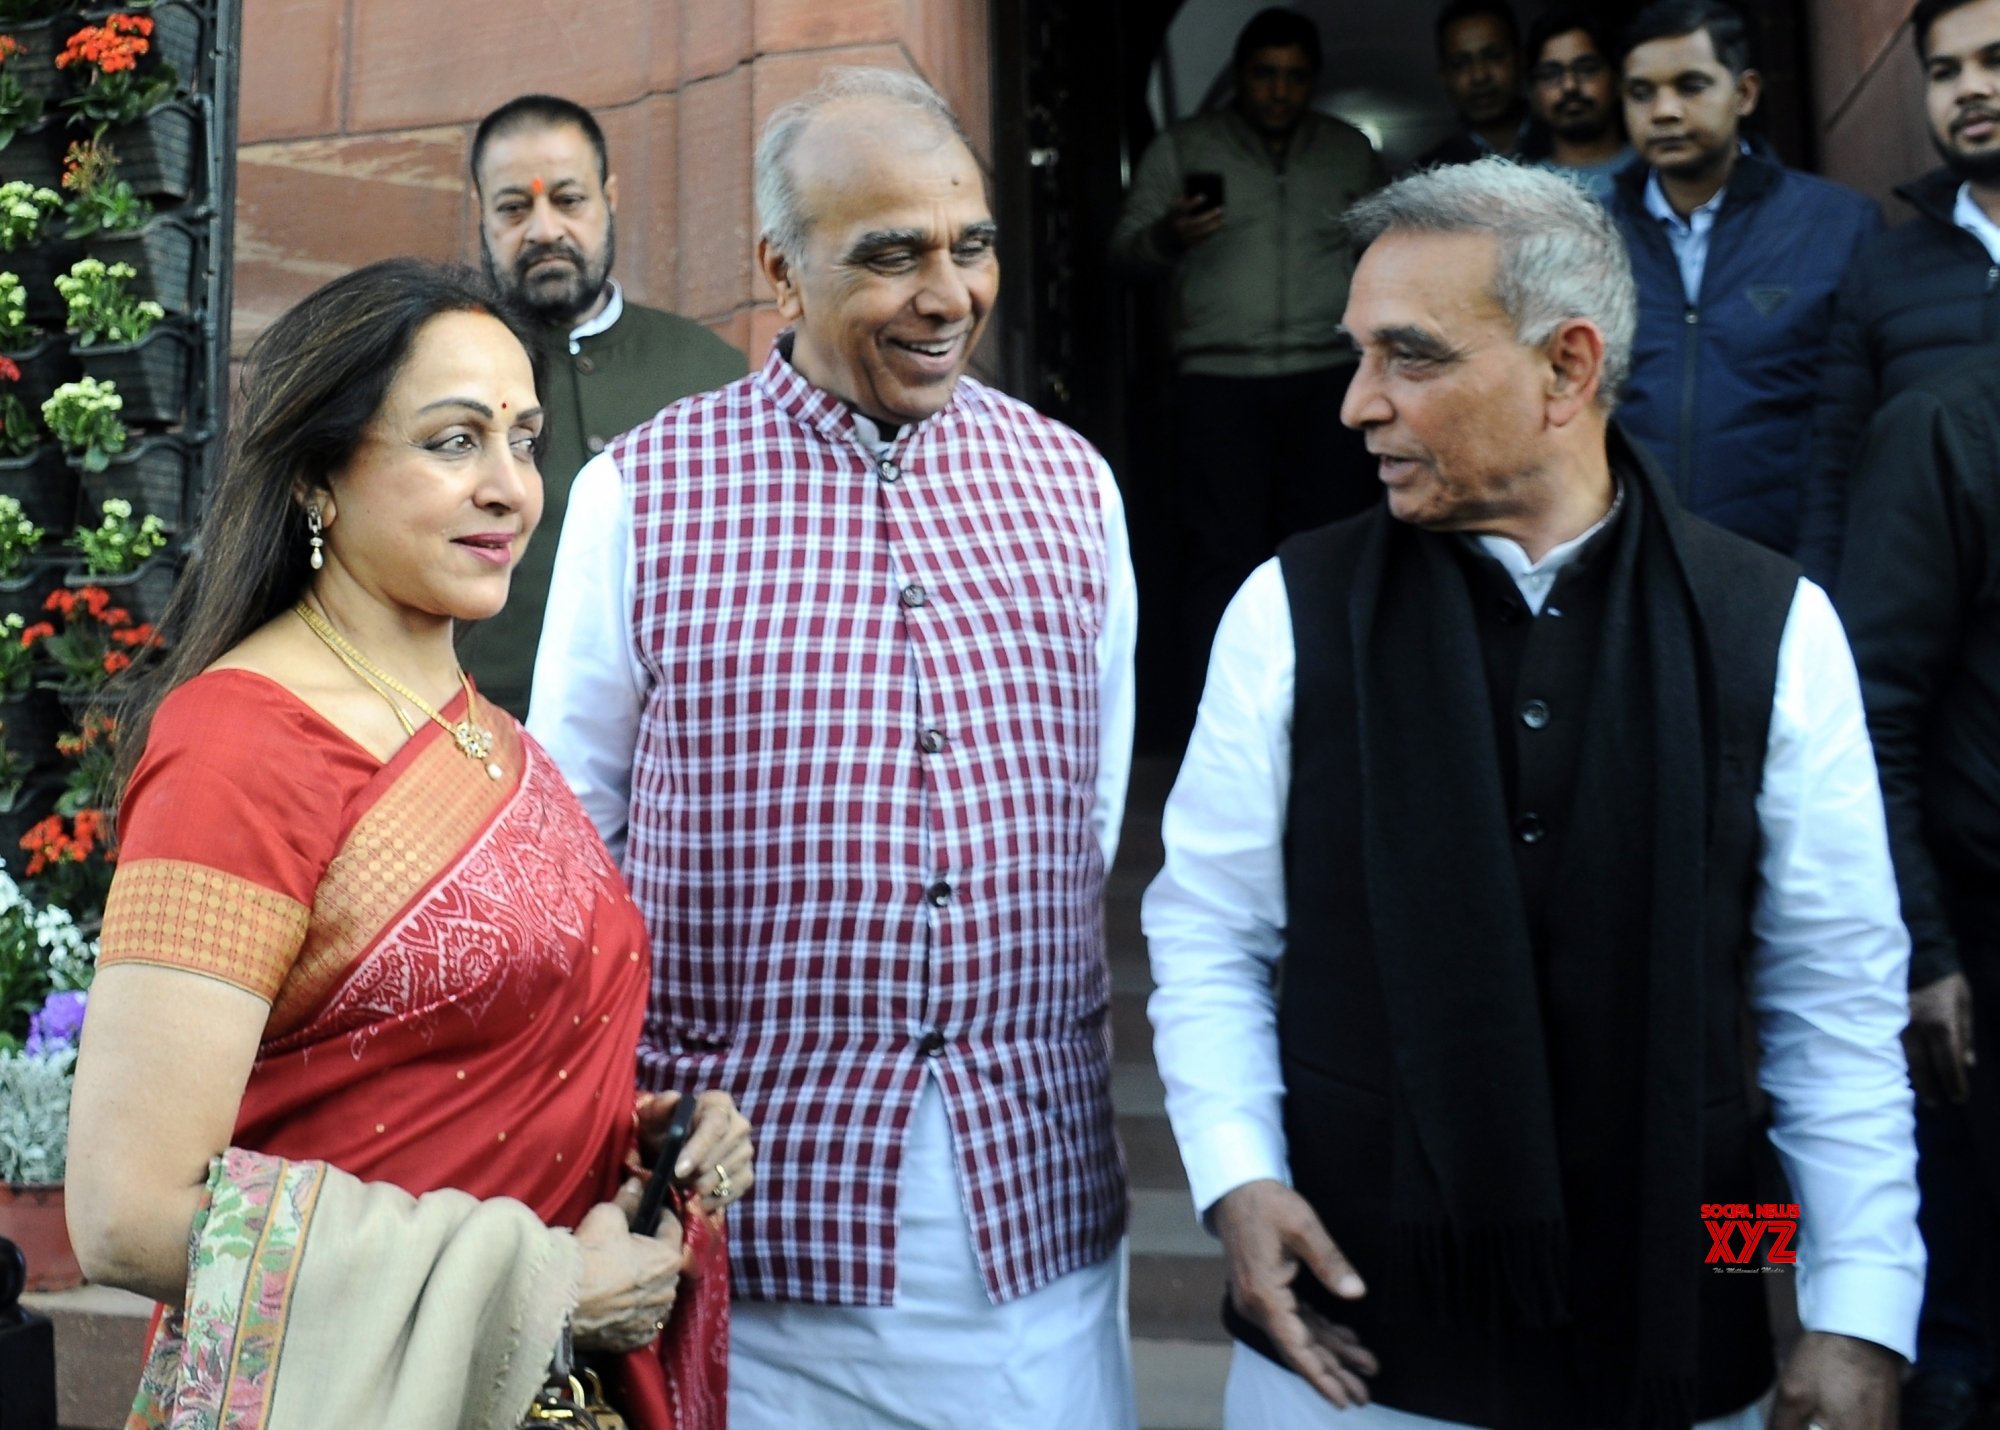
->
[[101, 669, 724, 1430]]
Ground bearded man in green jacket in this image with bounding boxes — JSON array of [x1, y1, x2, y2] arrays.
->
[[463, 94, 746, 719]]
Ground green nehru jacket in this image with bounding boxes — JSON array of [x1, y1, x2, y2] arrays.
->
[[462, 299, 746, 719]]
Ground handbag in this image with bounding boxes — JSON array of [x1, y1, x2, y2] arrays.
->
[[523, 1325, 628, 1430], [527, 1095, 729, 1430]]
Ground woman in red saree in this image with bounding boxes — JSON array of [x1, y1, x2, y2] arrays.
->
[[65, 259, 749, 1429]]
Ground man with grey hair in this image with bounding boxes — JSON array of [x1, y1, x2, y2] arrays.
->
[[1144, 157, 1920, 1430], [530, 65, 1138, 1427]]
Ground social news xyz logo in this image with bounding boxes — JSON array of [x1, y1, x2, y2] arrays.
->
[[1701, 1203, 1798, 1270]]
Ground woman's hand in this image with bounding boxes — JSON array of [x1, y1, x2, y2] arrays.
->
[[633, 1089, 755, 1213], [570, 1179, 683, 1353]]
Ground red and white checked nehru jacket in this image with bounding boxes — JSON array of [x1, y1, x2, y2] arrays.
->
[[611, 346, 1127, 1306]]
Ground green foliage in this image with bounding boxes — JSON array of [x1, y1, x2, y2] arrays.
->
[[0, 181, 60, 252], [40, 375, 124, 472], [69, 496, 162, 574], [56, 256, 162, 347]]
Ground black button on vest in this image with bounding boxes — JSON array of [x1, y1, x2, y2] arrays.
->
[[1520, 699, 1551, 730]]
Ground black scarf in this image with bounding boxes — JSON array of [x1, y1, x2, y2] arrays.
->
[[1350, 451, 1710, 1427]]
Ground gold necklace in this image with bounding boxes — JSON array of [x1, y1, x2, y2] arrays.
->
[[292, 602, 504, 780]]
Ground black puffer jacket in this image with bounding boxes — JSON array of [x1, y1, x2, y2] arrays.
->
[[1837, 356, 2000, 987], [1799, 168, 2000, 587]]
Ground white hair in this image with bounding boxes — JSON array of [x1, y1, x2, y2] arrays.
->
[[1341, 157, 1637, 408], [754, 66, 971, 263]]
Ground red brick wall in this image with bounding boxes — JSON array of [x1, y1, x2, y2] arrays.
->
[[1807, 0, 1937, 215], [232, 0, 991, 362]]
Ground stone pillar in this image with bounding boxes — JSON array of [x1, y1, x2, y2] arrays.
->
[[1805, 0, 1936, 210], [233, 0, 991, 363]]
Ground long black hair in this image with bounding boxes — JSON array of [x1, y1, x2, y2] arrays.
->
[[101, 258, 547, 818]]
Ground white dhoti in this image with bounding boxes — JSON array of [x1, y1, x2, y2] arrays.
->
[[729, 1080, 1138, 1429], [1224, 1343, 1766, 1430]]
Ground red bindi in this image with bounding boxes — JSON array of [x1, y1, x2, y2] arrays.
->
[[530, 177, 545, 196]]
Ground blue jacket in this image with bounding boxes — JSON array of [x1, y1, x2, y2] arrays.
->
[[1609, 152, 1882, 554]]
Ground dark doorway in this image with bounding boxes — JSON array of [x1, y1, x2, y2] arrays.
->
[[987, 0, 1818, 753]]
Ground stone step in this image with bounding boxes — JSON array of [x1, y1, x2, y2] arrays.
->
[[1134, 1337, 1231, 1430], [1130, 1251, 1230, 1343]]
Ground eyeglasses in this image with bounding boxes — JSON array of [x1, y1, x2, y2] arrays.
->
[[1530, 55, 1610, 87]]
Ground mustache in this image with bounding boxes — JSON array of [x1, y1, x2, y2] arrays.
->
[[514, 241, 584, 277], [1954, 106, 2000, 135]]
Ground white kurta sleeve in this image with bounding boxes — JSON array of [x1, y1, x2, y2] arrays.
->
[[1749, 577, 1923, 1360], [526, 452, 646, 866], [1142, 559, 1294, 1221], [1091, 458, 1138, 872]]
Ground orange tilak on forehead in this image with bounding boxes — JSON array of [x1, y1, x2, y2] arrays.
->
[[530, 177, 545, 196]]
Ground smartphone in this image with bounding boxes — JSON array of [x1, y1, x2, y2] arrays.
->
[[1184, 171, 1225, 211], [632, 1093, 698, 1237]]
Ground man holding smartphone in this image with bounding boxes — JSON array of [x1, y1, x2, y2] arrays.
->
[[1112, 7, 1386, 689]]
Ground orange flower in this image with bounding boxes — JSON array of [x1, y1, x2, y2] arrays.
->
[[72, 808, 105, 857], [56, 17, 149, 75], [111, 625, 154, 647], [21, 814, 67, 877], [102, 650, 131, 675], [0, 35, 23, 63], [78, 586, 110, 618], [102, 605, 130, 627], [43, 589, 75, 617], [0, 357, 17, 385], [18, 621, 52, 647]]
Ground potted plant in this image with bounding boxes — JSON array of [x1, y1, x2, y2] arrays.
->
[[68, 496, 163, 576], [54, 17, 191, 200], [57, 257, 180, 424], [41, 373, 123, 473], [0, 492, 42, 583], [0, 358, 74, 540], [30, 582, 159, 707], [0, 611, 60, 777], [0, 1, 80, 107], [64, 503, 172, 627], [85, 210, 192, 313], [54, 13, 176, 129], [57, 134, 150, 240], [0, 180, 71, 324], [0, 272, 80, 419], [80, 1, 200, 88], [0, 32, 44, 152], [0, 863, 96, 1292]]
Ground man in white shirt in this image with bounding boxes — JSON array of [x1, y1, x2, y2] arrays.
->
[[1144, 157, 1919, 1430], [529, 66, 1138, 1430]]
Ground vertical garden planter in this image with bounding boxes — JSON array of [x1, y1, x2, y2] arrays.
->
[[87, 214, 199, 315], [0, 445, 78, 535], [65, 552, 175, 630], [0, 1183, 82, 1294], [102, 101, 198, 202], [0, 688, 66, 768], [1, 115, 65, 193], [81, 0, 207, 90], [75, 434, 187, 531], [3, 237, 80, 328], [0, 555, 68, 622], [72, 320, 190, 425], [2, 17, 67, 105], [0, 335, 80, 419]]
